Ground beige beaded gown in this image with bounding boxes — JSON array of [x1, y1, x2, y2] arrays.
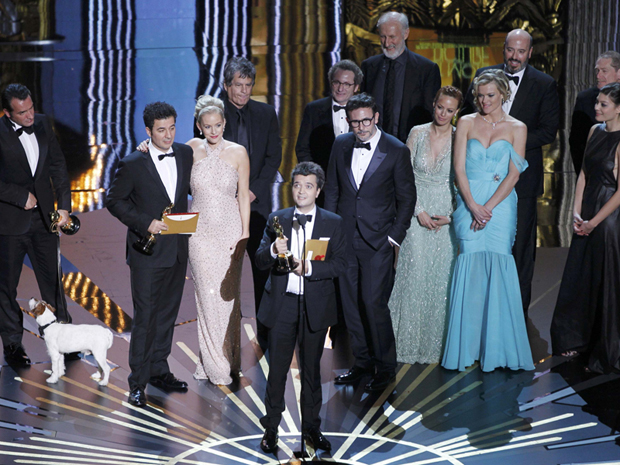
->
[[189, 140, 243, 385], [389, 123, 457, 365]]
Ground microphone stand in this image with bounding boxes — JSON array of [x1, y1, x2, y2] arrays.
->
[[293, 214, 309, 461]]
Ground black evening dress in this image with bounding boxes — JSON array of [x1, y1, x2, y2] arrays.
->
[[551, 123, 620, 373]]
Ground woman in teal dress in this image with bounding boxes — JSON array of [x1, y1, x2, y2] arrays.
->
[[441, 70, 534, 372], [389, 86, 462, 365]]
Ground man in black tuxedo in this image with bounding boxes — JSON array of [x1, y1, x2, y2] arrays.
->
[[462, 29, 560, 316], [221, 57, 282, 314], [361, 11, 441, 142], [324, 93, 415, 392], [296, 59, 363, 176], [256, 162, 346, 453], [107, 102, 193, 407], [0, 84, 72, 367], [570, 51, 620, 173]]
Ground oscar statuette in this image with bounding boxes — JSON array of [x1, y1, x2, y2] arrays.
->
[[272, 216, 298, 273], [133, 203, 174, 256], [49, 211, 81, 236]]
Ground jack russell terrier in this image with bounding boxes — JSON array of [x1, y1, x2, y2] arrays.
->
[[29, 298, 114, 386]]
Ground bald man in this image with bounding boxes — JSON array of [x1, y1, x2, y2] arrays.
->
[[462, 29, 560, 316]]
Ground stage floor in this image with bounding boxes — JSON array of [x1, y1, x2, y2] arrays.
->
[[1, 208, 619, 465]]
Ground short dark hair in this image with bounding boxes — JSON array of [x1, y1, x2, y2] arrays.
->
[[599, 82, 620, 105], [2, 84, 32, 112], [328, 59, 363, 86], [345, 92, 378, 118], [223, 57, 256, 87], [291, 161, 325, 190], [143, 102, 177, 130]]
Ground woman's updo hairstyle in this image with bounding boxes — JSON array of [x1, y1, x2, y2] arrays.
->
[[195, 95, 225, 122], [433, 85, 464, 111]]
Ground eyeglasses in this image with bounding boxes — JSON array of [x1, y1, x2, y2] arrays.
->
[[331, 80, 355, 89], [348, 118, 374, 128]]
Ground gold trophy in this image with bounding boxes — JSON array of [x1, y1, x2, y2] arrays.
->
[[133, 203, 174, 256], [272, 216, 298, 273], [49, 211, 81, 236]]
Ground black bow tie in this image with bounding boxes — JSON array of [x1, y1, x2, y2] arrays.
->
[[354, 141, 371, 151], [295, 213, 313, 222], [14, 125, 34, 136], [333, 104, 346, 112], [505, 74, 520, 85], [158, 151, 175, 161]]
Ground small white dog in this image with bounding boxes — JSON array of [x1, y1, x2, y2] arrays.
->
[[29, 298, 114, 386]]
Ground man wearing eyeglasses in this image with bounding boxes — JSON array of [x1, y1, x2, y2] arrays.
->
[[296, 60, 363, 178], [324, 93, 415, 392]]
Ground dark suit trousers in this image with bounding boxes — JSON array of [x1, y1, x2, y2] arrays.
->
[[128, 259, 186, 389], [0, 209, 70, 347], [261, 294, 327, 431], [340, 228, 397, 373], [512, 196, 537, 315]]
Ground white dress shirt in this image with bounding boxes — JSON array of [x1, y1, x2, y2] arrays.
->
[[332, 99, 349, 137], [149, 141, 177, 203], [351, 129, 381, 188], [270, 206, 316, 295], [502, 66, 526, 114], [12, 122, 39, 176]]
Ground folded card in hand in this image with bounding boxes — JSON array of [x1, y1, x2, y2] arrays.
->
[[161, 212, 199, 235], [304, 238, 329, 261]]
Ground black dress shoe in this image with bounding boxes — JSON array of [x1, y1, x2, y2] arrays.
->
[[3, 344, 31, 367], [149, 373, 188, 391], [334, 366, 372, 384], [260, 427, 278, 453], [128, 387, 146, 407], [304, 427, 331, 451], [365, 371, 396, 392]]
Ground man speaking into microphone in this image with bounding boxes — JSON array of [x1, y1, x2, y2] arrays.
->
[[254, 161, 346, 453]]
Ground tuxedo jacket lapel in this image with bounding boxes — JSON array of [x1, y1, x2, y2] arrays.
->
[[2, 116, 32, 176], [509, 66, 533, 118], [365, 59, 382, 94], [343, 139, 358, 192], [360, 133, 388, 187], [279, 208, 295, 250], [33, 119, 48, 180], [173, 144, 185, 207], [311, 208, 324, 240], [141, 152, 171, 202], [319, 99, 334, 129]]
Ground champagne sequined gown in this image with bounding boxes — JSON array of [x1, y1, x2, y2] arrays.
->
[[189, 140, 243, 385], [389, 123, 457, 364]]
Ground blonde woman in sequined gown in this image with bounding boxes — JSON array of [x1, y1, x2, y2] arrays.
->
[[389, 87, 462, 365], [186, 96, 250, 385]]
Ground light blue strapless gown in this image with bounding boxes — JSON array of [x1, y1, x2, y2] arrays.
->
[[441, 139, 535, 372]]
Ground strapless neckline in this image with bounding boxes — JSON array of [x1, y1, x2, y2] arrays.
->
[[467, 138, 511, 150]]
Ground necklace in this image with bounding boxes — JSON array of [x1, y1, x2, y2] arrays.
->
[[480, 112, 506, 130]]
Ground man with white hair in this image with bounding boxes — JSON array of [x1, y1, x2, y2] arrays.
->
[[361, 11, 441, 143]]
